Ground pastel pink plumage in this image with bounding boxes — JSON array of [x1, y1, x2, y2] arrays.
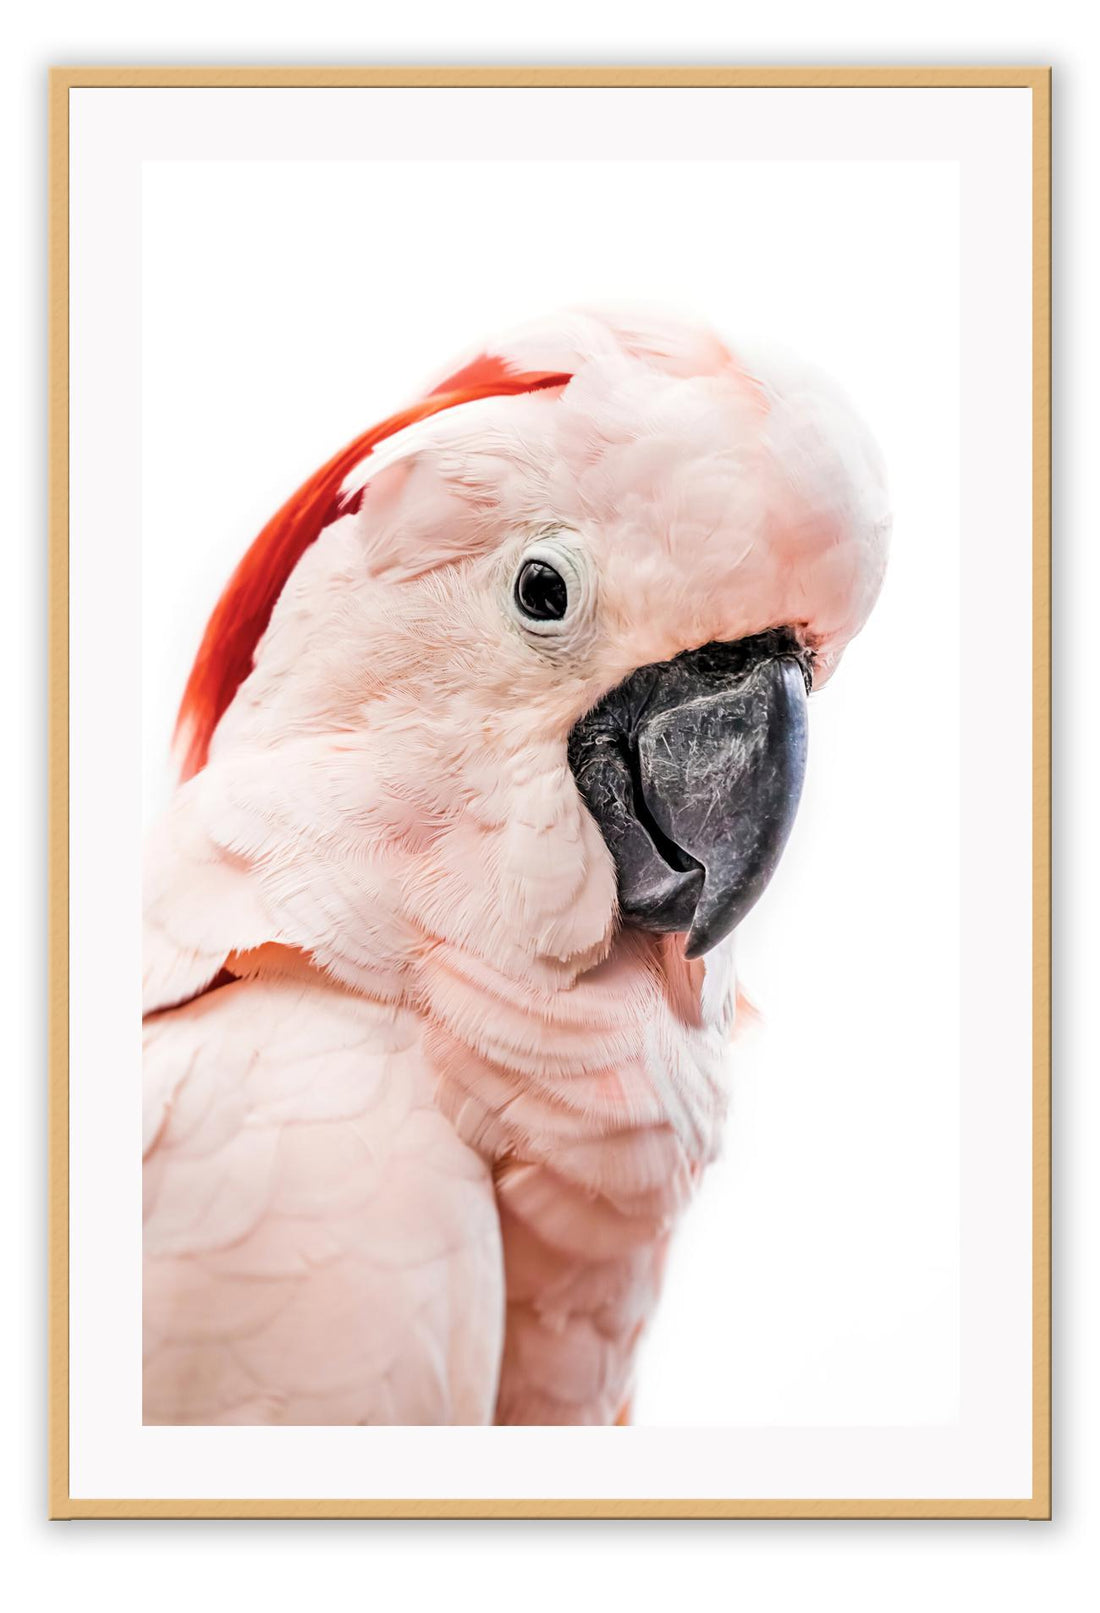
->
[[143, 308, 889, 1425]]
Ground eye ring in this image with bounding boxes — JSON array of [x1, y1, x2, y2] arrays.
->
[[508, 534, 592, 642]]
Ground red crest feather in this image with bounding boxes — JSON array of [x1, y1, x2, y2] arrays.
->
[[174, 364, 571, 780]]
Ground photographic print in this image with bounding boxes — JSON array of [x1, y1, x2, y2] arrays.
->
[[143, 309, 886, 1432], [50, 67, 1050, 1517]]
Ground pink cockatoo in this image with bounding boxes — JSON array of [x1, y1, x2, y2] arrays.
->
[[143, 309, 889, 1426]]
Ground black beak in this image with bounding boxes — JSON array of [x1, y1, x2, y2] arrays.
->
[[567, 630, 810, 959]]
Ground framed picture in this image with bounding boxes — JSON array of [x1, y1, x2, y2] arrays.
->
[[49, 66, 1050, 1520]]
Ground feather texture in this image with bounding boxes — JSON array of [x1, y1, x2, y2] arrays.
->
[[175, 368, 571, 779], [144, 967, 503, 1424], [144, 308, 889, 1424]]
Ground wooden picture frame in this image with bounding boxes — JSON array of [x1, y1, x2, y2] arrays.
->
[[48, 65, 1051, 1520]]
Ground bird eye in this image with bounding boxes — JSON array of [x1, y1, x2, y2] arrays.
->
[[514, 559, 569, 622]]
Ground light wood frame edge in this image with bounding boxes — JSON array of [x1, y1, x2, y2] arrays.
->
[[46, 64, 1052, 1522]]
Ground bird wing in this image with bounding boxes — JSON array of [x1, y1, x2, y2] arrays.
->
[[143, 966, 504, 1424], [142, 783, 278, 1016]]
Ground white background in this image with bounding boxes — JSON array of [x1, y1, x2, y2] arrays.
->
[[142, 156, 961, 1431], [69, 82, 1034, 1504], [4, 5, 1095, 1612]]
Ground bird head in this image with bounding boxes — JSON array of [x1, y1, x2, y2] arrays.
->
[[175, 309, 888, 983]]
